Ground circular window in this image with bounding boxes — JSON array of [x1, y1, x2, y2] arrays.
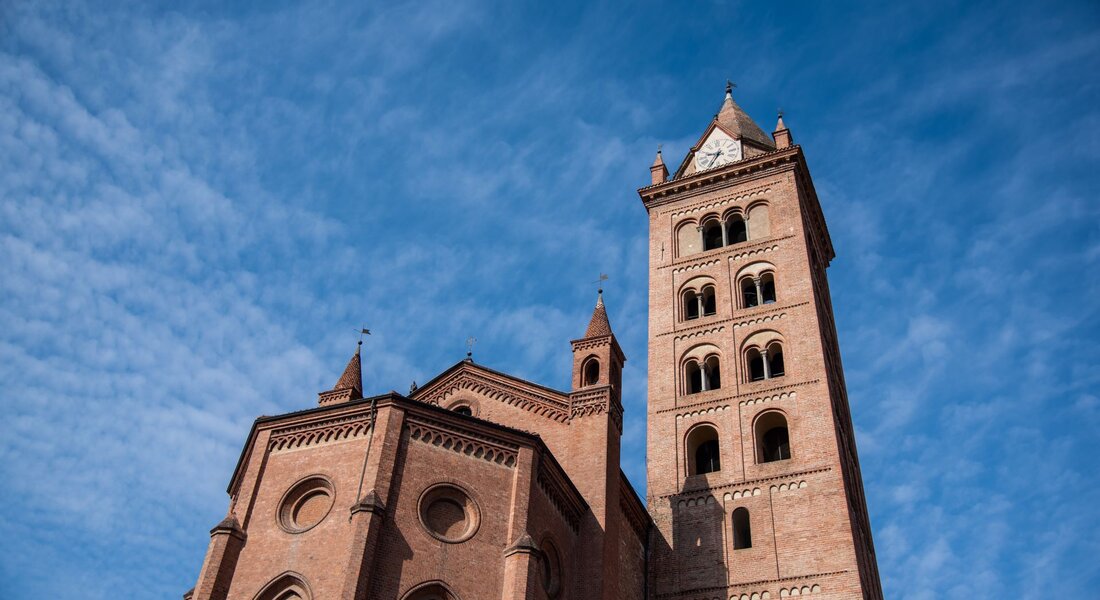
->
[[540, 539, 562, 598], [417, 484, 480, 543], [278, 476, 335, 533]]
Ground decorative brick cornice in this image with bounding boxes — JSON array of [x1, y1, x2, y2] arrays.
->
[[669, 257, 721, 275], [657, 381, 816, 415], [536, 459, 585, 531], [268, 413, 373, 452], [674, 403, 732, 420], [638, 146, 801, 208], [569, 386, 623, 432], [664, 235, 791, 274], [619, 475, 651, 541], [662, 466, 833, 501], [655, 571, 846, 600], [570, 336, 613, 352], [672, 324, 726, 342], [657, 301, 805, 340], [416, 369, 570, 423], [666, 184, 773, 218], [404, 415, 519, 467], [738, 390, 797, 408], [726, 239, 787, 263]]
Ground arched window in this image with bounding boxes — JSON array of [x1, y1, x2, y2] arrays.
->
[[402, 582, 459, 600], [760, 273, 776, 304], [767, 344, 785, 377], [732, 507, 752, 549], [747, 204, 770, 239], [677, 221, 701, 257], [704, 355, 721, 390], [683, 290, 700, 320], [727, 215, 748, 244], [747, 348, 765, 381], [701, 285, 717, 316], [741, 278, 759, 308], [686, 425, 721, 475], [695, 439, 720, 474], [755, 411, 791, 463], [583, 358, 600, 386], [255, 573, 312, 600], [702, 220, 724, 251], [746, 344, 785, 381], [452, 406, 473, 416], [686, 360, 703, 394]]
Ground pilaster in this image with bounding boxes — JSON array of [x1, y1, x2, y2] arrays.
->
[[339, 403, 406, 599], [191, 516, 246, 600]]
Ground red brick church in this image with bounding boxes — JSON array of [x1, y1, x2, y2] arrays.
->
[[186, 86, 883, 600]]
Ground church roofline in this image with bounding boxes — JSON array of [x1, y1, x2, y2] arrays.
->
[[226, 389, 584, 502], [619, 468, 653, 538], [411, 359, 571, 404]]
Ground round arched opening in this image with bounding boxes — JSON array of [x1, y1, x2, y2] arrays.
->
[[754, 411, 791, 463], [583, 358, 601, 386], [686, 424, 721, 476]]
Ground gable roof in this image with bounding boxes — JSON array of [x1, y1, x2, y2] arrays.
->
[[410, 359, 571, 422]]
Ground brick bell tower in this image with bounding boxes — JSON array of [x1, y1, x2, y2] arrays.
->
[[639, 85, 882, 599]]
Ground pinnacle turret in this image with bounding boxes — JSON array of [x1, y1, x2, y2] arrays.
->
[[584, 290, 613, 338], [319, 343, 364, 405]]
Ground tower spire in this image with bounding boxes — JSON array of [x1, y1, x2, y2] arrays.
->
[[650, 145, 668, 185], [584, 288, 613, 338], [773, 108, 793, 149], [713, 83, 773, 148], [319, 341, 364, 406]]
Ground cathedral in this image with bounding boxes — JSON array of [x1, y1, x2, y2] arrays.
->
[[186, 85, 883, 600]]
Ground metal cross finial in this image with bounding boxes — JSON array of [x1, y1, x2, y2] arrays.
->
[[465, 336, 477, 360]]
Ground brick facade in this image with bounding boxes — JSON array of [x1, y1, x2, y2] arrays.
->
[[186, 89, 881, 600]]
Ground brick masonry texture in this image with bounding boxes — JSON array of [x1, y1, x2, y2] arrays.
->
[[186, 96, 882, 600]]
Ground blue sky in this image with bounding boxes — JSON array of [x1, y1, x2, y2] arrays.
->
[[1, 0, 1097, 597]]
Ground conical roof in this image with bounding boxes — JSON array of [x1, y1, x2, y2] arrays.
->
[[651, 148, 666, 169], [715, 86, 774, 148], [334, 344, 363, 393], [584, 291, 613, 337]]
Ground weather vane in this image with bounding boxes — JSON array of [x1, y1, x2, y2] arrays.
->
[[357, 326, 371, 346], [465, 336, 477, 360], [592, 273, 609, 293]]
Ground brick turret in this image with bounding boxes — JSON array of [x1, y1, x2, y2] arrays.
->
[[318, 343, 363, 406]]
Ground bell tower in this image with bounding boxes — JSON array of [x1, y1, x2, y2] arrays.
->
[[639, 88, 882, 599]]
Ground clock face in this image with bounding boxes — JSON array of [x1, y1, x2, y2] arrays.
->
[[695, 137, 742, 170]]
